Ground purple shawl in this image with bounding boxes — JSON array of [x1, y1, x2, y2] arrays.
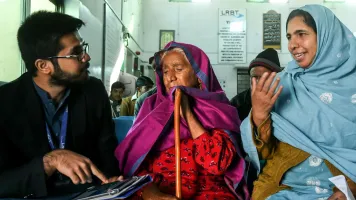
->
[[115, 42, 249, 199]]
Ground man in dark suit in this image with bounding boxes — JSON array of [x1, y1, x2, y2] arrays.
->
[[0, 11, 121, 198]]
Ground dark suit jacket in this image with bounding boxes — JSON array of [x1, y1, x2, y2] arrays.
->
[[230, 88, 252, 121], [0, 73, 119, 198]]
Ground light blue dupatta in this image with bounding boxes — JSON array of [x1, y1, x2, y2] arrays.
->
[[241, 4, 356, 182]]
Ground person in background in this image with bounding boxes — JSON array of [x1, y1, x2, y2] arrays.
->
[[120, 76, 153, 116], [116, 42, 249, 200], [230, 48, 281, 121], [134, 57, 157, 117], [241, 5, 356, 200], [0, 11, 121, 198], [109, 81, 125, 118]]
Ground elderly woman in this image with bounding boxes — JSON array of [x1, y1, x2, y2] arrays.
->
[[241, 5, 356, 200], [115, 42, 248, 200]]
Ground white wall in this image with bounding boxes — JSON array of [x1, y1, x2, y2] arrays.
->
[[0, 0, 22, 82], [122, 0, 144, 51], [141, 0, 356, 99], [0, 0, 61, 83], [31, 0, 56, 13]]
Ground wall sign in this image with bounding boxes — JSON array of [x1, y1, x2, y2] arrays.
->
[[263, 10, 281, 49], [218, 9, 247, 64], [159, 30, 175, 50]]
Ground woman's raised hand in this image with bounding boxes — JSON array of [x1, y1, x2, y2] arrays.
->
[[251, 72, 283, 126], [178, 92, 206, 139]]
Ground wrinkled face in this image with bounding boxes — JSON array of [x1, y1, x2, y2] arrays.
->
[[161, 50, 199, 93], [111, 88, 124, 101], [287, 16, 317, 69], [50, 32, 91, 85], [250, 66, 272, 82]]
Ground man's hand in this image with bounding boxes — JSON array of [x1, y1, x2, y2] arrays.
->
[[43, 149, 108, 184], [251, 72, 283, 126], [105, 176, 124, 184]]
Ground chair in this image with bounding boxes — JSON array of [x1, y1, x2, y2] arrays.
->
[[113, 116, 134, 144]]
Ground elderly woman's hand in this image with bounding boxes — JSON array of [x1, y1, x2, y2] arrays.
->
[[180, 93, 192, 120], [178, 92, 207, 139], [251, 72, 283, 127]]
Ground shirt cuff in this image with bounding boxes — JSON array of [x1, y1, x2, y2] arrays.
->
[[250, 114, 271, 148]]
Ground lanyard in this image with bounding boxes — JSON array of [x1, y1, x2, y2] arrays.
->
[[45, 106, 69, 150]]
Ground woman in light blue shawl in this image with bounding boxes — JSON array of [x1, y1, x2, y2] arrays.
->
[[241, 4, 356, 200]]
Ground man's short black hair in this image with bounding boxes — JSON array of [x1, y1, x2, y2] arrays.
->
[[149, 56, 154, 64], [149, 56, 157, 71], [111, 81, 125, 91], [17, 11, 85, 76]]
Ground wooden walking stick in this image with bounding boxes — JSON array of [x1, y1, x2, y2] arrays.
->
[[174, 88, 182, 199]]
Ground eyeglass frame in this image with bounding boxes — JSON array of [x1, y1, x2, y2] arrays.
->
[[47, 42, 89, 62]]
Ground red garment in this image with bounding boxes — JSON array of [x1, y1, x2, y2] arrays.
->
[[135, 129, 237, 200]]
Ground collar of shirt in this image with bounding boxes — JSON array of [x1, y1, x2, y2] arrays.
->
[[33, 81, 71, 108], [131, 93, 138, 101]]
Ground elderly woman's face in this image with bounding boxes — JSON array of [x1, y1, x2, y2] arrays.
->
[[161, 51, 199, 93], [287, 16, 317, 68]]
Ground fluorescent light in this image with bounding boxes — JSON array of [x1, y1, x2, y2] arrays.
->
[[192, 0, 211, 2], [324, 0, 345, 2], [269, 0, 288, 3], [247, 0, 268, 2], [169, 0, 211, 2], [346, 0, 356, 4], [169, 0, 191, 2]]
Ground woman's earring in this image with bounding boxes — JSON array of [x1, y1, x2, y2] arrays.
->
[[198, 79, 202, 90]]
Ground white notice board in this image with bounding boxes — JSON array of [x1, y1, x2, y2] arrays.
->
[[218, 9, 247, 64]]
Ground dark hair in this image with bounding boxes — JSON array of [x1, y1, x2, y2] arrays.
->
[[149, 56, 154, 64], [286, 9, 317, 34], [149, 56, 157, 70], [136, 76, 154, 88], [17, 11, 85, 76], [111, 81, 125, 91]]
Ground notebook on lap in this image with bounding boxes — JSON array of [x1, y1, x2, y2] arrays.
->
[[72, 175, 152, 200]]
